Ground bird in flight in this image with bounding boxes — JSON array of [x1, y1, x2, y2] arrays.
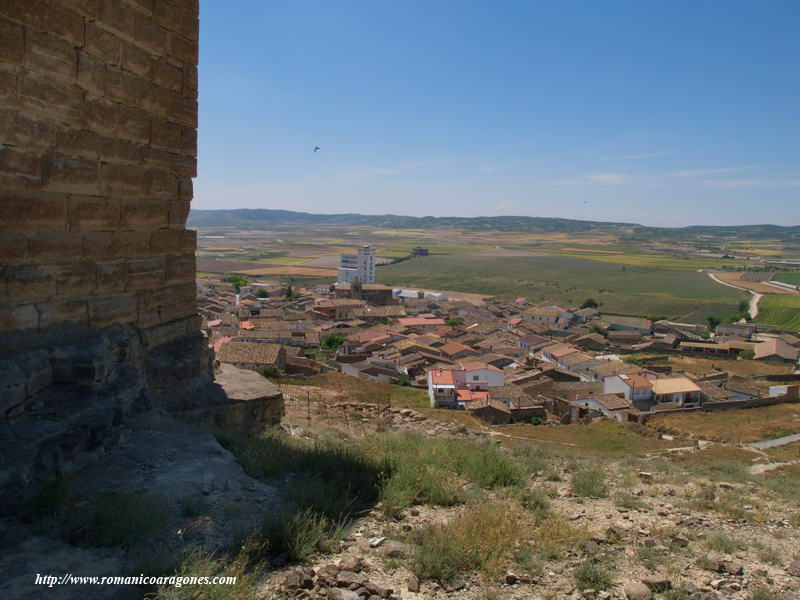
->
[[314, 146, 321, 153]]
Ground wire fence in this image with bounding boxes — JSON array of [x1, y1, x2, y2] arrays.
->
[[275, 380, 398, 437]]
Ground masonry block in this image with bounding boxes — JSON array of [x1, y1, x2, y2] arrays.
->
[[120, 39, 152, 79], [0, 263, 55, 301], [0, 108, 58, 149], [0, 359, 27, 415], [19, 71, 83, 120], [56, 128, 101, 160], [101, 162, 145, 197], [77, 51, 108, 97], [95, 259, 126, 293], [37, 298, 89, 330], [25, 29, 76, 79], [153, 59, 183, 93], [87, 292, 137, 328], [42, 155, 101, 195], [68, 196, 120, 231], [0, 17, 25, 67], [113, 230, 152, 256], [0, 304, 39, 331], [97, 0, 137, 40], [150, 228, 184, 253], [120, 199, 169, 229], [0, 147, 42, 190], [166, 252, 195, 281], [29, 232, 84, 262], [85, 21, 122, 65], [168, 200, 190, 228], [0, 232, 29, 262], [55, 261, 97, 296], [0, 194, 68, 232]]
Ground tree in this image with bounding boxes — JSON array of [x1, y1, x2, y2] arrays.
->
[[396, 376, 410, 387], [581, 298, 599, 309], [285, 285, 301, 300], [259, 366, 279, 379], [256, 289, 269, 298], [591, 325, 608, 337], [321, 335, 346, 352], [446, 317, 465, 327], [227, 275, 248, 293], [739, 349, 755, 360], [707, 316, 721, 330]]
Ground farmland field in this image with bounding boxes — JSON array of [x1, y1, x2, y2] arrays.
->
[[756, 295, 800, 331], [193, 224, 770, 321], [649, 404, 800, 443], [378, 253, 746, 323], [774, 272, 800, 286]]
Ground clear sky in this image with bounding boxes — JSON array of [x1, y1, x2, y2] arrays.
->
[[196, 0, 799, 227]]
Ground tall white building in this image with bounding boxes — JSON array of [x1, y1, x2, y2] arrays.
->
[[338, 244, 376, 284]]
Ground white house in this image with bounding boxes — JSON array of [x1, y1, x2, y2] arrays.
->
[[651, 377, 702, 407], [427, 362, 505, 408], [603, 372, 655, 403]]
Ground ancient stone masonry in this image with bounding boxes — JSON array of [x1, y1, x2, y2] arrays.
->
[[0, 0, 217, 509]]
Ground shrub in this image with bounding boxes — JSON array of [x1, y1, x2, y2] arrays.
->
[[258, 366, 279, 379], [571, 466, 608, 498], [412, 502, 523, 583], [573, 561, 613, 590], [261, 507, 346, 563], [67, 491, 171, 549], [155, 536, 265, 600], [615, 492, 643, 510], [508, 486, 550, 520], [180, 497, 211, 518], [532, 516, 586, 560], [20, 478, 69, 522], [705, 533, 742, 554], [637, 546, 665, 570]]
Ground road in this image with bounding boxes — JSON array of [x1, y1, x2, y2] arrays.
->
[[706, 272, 762, 319], [749, 432, 800, 450]]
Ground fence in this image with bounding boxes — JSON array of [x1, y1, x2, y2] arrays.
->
[[274, 380, 399, 437]]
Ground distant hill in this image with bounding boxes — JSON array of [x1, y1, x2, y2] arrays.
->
[[188, 208, 800, 239]]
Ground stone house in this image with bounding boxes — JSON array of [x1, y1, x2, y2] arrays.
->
[[217, 342, 287, 373]]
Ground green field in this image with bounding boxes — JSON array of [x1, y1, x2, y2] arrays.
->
[[774, 272, 800, 286], [756, 295, 800, 331], [378, 254, 746, 323]]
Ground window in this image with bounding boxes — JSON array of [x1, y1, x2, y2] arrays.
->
[[473, 375, 479, 381]]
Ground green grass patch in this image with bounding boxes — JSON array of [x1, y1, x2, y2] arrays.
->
[[379, 253, 745, 322], [756, 294, 800, 331], [571, 466, 609, 498], [573, 560, 614, 590], [411, 501, 525, 584]]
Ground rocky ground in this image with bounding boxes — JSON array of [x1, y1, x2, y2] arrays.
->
[[258, 427, 800, 600], [3, 405, 800, 600]]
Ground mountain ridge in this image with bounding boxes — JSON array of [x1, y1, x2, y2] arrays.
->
[[188, 208, 800, 239]]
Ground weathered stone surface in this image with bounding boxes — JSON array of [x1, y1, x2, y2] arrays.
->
[[623, 581, 652, 600]]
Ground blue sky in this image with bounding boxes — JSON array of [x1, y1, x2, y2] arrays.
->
[[196, 0, 799, 227]]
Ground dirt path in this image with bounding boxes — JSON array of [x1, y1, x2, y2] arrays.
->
[[707, 272, 762, 319], [749, 431, 800, 449], [749, 458, 800, 475]]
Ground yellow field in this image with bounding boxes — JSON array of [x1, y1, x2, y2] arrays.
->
[[232, 266, 337, 277], [650, 404, 800, 443]]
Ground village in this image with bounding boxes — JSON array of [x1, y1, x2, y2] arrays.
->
[[198, 244, 800, 432]]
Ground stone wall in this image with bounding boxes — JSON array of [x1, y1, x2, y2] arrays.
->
[[0, 0, 200, 353], [0, 0, 213, 504]]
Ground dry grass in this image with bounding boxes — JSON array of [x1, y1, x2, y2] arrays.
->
[[498, 422, 684, 456], [231, 266, 337, 277], [412, 501, 528, 583], [651, 404, 800, 443], [626, 353, 792, 377]]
